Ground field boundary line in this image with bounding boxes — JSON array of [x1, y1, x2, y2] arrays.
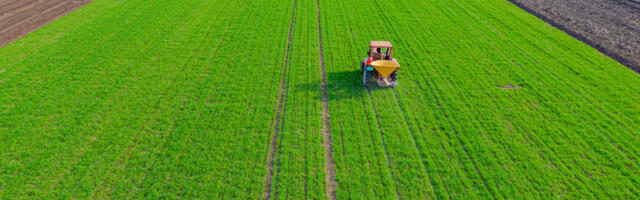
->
[[314, 0, 337, 199], [506, 0, 639, 73], [263, 0, 297, 199], [456, 0, 640, 166]]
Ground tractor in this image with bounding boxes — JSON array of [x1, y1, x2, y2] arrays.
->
[[360, 41, 400, 87]]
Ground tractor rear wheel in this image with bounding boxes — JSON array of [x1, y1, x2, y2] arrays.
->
[[363, 71, 370, 86], [389, 71, 398, 87], [390, 71, 398, 81]]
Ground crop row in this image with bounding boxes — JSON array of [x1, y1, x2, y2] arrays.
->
[[0, 0, 639, 199], [0, 0, 305, 198]]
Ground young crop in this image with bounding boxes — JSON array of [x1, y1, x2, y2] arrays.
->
[[0, 0, 639, 199]]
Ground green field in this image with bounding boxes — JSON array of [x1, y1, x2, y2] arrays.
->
[[1, 0, 639, 199]]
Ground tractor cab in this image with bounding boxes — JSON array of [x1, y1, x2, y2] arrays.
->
[[369, 41, 393, 60], [361, 41, 400, 87]]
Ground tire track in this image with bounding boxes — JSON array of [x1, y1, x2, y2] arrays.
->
[[263, 0, 297, 199], [365, 0, 453, 198], [365, 90, 402, 200], [314, 0, 336, 199], [391, 88, 449, 199]]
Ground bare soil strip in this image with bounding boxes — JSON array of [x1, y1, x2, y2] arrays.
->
[[263, 1, 297, 199], [314, 1, 337, 199], [0, 0, 92, 47], [0, 0, 39, 16], [508, 0, 640, 73], [0, 0, 54, 26]]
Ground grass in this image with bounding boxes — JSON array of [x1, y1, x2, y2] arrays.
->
[[0, 0, 639, 199]]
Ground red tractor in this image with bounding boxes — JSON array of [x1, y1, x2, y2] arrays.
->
[[360, 41, 400, 87]]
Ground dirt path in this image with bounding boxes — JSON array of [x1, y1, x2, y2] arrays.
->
[[263, 0, 297, 199], [314, 0, 337, 199], [0, 0, 92, 47], [508, 0, 640, 73]]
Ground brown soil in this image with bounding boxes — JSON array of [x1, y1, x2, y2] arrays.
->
[[315, 0, 337, 199], [263, 0, 297, 199], [508, 0, 640, 73], [0, 0, 92, 47]]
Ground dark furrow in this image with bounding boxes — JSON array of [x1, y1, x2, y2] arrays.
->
[[0, 0, 39, 16], [314, 0, 337, 199], [0, 0, 92, 47], [263, 0, 297, 199], [0, 0, 67, 31]]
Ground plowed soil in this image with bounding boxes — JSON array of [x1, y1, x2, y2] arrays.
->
[[509, 0, 640, 73], [0, 0, 92, 47]]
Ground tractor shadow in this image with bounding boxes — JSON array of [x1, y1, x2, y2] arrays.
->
[[294, 69, 388, 102]]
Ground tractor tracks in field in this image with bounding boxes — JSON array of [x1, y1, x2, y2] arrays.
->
[[364, 90, 402, 199], [314, 0, 337, 199], [263, 0, 297, 199], [0, 0, 92, 47]]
